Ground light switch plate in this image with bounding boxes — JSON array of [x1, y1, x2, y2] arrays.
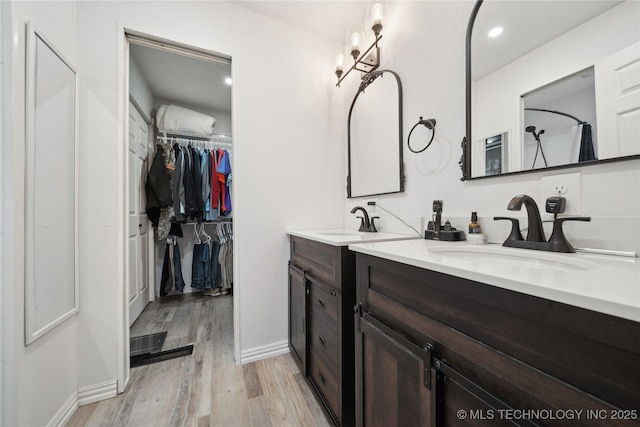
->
[[541, 172, 582, 215]]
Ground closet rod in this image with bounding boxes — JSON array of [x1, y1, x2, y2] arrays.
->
[[156, 135, 233, 147], [183, 218, 232, 225]]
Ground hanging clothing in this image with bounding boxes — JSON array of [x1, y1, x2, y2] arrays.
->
[[148, 136, 233, 298], [146, 145, 173, 227], [578, 123, 596, 162], [157, 142, 177, 240], [160, 239, 186, 296], [216, 149, 233, 215], [173, 145, 187, 223], [191, 243, 212, 290], [218, 239, 233, 294], [209, 240, 222, 292], [210, 150, 220, 211]]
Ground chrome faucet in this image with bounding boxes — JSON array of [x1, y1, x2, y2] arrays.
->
[[507, 194, 545, 242], [350, 206, 377, 232]]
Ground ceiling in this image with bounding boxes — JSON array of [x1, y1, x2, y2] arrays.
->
[[130, 1, 626, 113], [127, 1, 380, 114], [228, 1, 371, 45], [130, 43, 232, 114], [471, 0, 622, 80]]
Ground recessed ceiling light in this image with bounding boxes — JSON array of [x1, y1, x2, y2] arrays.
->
[[488, 27, 503, 38], [225, 77, 232, 85]]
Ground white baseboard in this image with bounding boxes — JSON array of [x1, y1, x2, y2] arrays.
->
[[47, 391, 78, 427], [78, 379, 118, 406], [240, 340, 289, 364]]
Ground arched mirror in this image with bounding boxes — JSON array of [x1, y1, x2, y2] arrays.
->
[[347, 70, 404, 198], [463, 0, 640, 180]]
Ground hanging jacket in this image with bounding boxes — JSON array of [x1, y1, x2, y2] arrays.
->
[[210, 149, 220, 210], [146, 145, 173, 226], [173, 145, 187, 223]]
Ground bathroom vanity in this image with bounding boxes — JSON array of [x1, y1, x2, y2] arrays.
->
[[349, 239, 640, 427], [287, 230, 418, 426]]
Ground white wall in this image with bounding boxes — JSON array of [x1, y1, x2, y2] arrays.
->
[[73, 0, 343, 397], [3, 2, 79, 426], [344, 1, 640, 256], [0, 3, 4, 424], [129, 57, 154, 120]]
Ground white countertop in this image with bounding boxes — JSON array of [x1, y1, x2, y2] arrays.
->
[[348, 239, 640, 323], [287, 229, 419, 247]]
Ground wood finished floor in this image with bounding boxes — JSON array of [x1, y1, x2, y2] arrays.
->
[[67, 293, 332, 427]]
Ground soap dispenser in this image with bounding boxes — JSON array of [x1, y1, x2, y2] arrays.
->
[[468, 212, 481, 234], [467, 211, 488, 244]]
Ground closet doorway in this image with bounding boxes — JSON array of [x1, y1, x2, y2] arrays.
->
[[124, 31, 234, 377]]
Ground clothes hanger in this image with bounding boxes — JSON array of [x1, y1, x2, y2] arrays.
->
[[200, 223, 211, 244], [217, 224, 226, 243], [192, 223, 201, 244]]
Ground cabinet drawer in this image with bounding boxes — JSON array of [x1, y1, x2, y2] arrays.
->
[[309, 348, 339, 419], [309, 314, 338, 372], [290, 236, 336, 284], [308, 277, 339, 334]]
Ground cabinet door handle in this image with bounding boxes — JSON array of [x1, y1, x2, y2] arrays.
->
[[317, 299, 326, 309], [319, 372, 327, 385], [318, 335, 326, 347]]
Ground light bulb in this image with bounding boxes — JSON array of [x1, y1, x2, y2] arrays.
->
[[488, 27, 503, 38], [372, 3, 383, 25], [335, 53, 345, 71], [351, 32, 361, 51]]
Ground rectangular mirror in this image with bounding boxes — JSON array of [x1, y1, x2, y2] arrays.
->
[[25, 22, 79, 344]]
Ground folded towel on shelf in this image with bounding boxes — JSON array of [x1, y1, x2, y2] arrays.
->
[[156, 104, 216, 137]]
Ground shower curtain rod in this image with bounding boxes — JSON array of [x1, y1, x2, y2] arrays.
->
[[525, 108, 587, 125]]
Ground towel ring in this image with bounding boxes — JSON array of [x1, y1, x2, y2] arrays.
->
[[407, 117, 437, 153]]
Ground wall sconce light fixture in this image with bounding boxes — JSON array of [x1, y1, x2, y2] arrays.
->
[[335, 3, 384, 87]]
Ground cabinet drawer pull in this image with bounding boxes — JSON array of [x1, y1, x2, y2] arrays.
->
[[319, 371, 327, 385], [318, 335, 326, 347], [317, 299, 326, 309]]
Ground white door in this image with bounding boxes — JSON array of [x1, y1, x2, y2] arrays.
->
[[128, 102, 152, 326], [595, 41, 640, 159]]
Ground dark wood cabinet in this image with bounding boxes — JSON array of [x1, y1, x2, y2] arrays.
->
[[288, 264, 306, 372], [289, 235, 356, 426], [356, 312, 432, 427], [355, 252, 640, 427]]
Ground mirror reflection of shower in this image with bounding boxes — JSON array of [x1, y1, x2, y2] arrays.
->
[[521, 66, 597, 170], [525, 125, 547, 169]]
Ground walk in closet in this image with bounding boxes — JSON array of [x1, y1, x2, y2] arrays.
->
[[127, 35, 234, 353]]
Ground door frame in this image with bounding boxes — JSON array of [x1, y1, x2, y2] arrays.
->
[[116, 26, 238, 393]]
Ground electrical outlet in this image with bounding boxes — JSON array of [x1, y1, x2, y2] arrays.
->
[[541, 173, 581, 215], [554, 184, 567, 194]]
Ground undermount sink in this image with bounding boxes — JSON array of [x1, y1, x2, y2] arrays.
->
[[428, 245, 598, 271]]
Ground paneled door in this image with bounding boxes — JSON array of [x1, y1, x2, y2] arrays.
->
[[356, 313, 432, 427], [595, 41, 640, 159], [128, 102, 152, 326]]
